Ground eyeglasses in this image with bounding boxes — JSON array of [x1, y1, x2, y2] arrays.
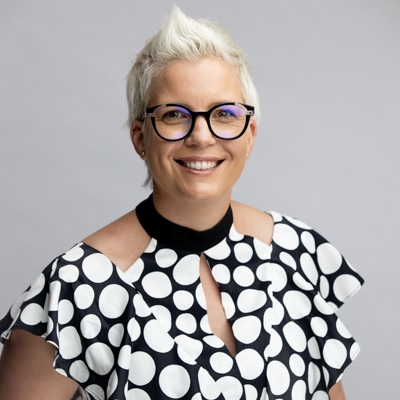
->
[[142, 102, 255, 141]]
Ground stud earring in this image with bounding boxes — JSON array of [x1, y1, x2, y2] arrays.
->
[[141, 151, 145, 157]]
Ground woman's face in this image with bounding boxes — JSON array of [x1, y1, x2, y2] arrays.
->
[[132, 58, 257, 207]]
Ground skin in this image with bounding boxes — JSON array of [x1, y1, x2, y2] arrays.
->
[[0, 57, 346, 399]]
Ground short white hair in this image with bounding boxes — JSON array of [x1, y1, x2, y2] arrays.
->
[[126, 6, 260, 125]]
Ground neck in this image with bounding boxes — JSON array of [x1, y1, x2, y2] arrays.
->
[[151, 190, 232, 231]]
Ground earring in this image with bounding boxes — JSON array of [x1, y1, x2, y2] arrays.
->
[[141, 151, 145, 157]]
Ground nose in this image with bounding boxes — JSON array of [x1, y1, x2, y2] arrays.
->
[[185, 114, 216, 146]]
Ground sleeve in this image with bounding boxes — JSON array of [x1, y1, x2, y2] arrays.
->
[[269, 212, 364, 392], [0, 243, 136, 399]]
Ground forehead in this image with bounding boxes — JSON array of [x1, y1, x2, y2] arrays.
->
[[147, 58, 243, 107]]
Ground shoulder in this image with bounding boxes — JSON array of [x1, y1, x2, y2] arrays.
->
[[231, 201, 274, 246], [82, 209, 150, 271]]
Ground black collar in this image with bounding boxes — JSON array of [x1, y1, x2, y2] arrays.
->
[[136, 194, 233, 252]]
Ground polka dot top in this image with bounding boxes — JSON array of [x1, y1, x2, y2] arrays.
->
[[0, 195, 364, 400]]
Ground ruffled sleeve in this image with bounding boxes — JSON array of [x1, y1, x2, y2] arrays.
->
[[267, 211, 364, 391]]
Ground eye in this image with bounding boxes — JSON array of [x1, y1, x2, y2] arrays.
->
[[158, 106, 191, 124], [212, 105, 245, 121]]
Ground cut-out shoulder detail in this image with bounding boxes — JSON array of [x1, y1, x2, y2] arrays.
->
[[231, 201, 274, 246], [83, 209, 150, 271]]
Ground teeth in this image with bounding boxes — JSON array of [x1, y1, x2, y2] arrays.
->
[[184, 161, 218, 170]]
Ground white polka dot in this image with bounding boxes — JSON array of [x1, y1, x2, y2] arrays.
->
[[117, 344, 132, 370], [317, 243, 342, 275], [20, 303, 44, 325], [323, 339, 347, 368], [58, 299, 74, 325], [108, 323, 124, 347], [279, 252, 297, 269], [301, 231, 316, 253], [232, 316, 261, 344], [237, 289, 267, 313], [133, 293, 151, 317], [144, 238, 157, 253], [176, 313, 197, 334], [266, 360, 290, 395], [257, 263, 287, 292], [129, 352, 156, 385], [244, 385, 258, 400], [198, 367, 221, 400], [173, 255, 200, 285], [127, 317, 141, 342], [233, 266, 254, 287], [308, 362, 321, 393], [49, 281, 62, 311], [142, 272, 172, 298], [58, 265, 80, 283], [308, 337, 322, 359], [234, 242, 254, 263], [155, 248, 178, 268], [333, 274, 361, 302], [74, 284, 95, 310], [159, 365, 190, 398], [216, 376, 243, 400], [200, 315, 212, 334], [25, 273, 46, 301], [173, 290, 194, 311], [80, 314, 101, 339], [107, 370, 118, 397], [126, 388, 151, 400], [311, 317, 328, 337], [221, 292, 235, 319], [336, 318, 351, 339], [273, 224, 300, 250], [229, 225, 243, 241], [203, 335, 224, 349], [300, 253, 318, 285], [86, 384, 105, 399], [283, 321, 307, 352], [313, 295, 335, 315], [292, 380, 307, 399], [236, 348, 264, 380], [293, 272, 314, 291], [311, 391, 329, 400], [69, 360, 90, 382], [59, 326, 82, 359], [195, 284, 207, 310], [254, 238, 272, 260], [99, 284, 129, 319], [150, 305, 172, 332], [63, 245, 85, 261], [205, 239, 231, 260], [264, 328, 283, 357], [124, 258, 144, 283], [143, 319, 174, 353], [319, 276, 330, 299], [85, 342, 114, 375], [175, 335, 203, 363], [283, 291, 312, 319], [286, 216, 311, 230], [82, 253, 114, 283], [350, 342, 361, 361], [289, 354, 305, 376], [212, 264, 231, 284], [267, 297, 285, 325], [209, 352, 233, 374]]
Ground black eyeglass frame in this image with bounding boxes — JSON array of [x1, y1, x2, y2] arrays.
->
[[142, 102, 255, 141]]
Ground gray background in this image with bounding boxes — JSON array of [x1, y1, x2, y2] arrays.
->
[[1, 0, 399, 398]]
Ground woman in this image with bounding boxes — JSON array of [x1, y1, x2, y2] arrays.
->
[[0, 7, 363, 400]]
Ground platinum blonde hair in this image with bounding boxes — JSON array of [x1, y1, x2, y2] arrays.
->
[[126, 6, 260, 126]]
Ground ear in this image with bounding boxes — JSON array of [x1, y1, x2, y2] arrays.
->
[[130, 119, 146, 159], [246, 119, 257, 158]]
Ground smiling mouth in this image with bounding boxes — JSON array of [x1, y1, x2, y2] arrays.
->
[[176, 160, 222, 170]]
